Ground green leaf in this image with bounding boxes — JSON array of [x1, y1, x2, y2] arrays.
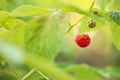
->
[[65, 64, 109, 80], [10, 5, 51, 17], [10, 25, 25, 47], [0, 19, 25, 47], [109, 11, 120, 25], [25, 16, 66, 61], [94, 0, 112, 11]]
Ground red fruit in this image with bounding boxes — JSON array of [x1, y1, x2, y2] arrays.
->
[[75, 34, 91, 48]]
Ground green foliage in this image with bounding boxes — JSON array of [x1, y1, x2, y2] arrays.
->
[[109, 11, 120, 25], [108, 11, 120, 50], [0, 19, 25, 47], [63, 5, 108, 25], [0, 0, 120, 80], [0, 41, 75, 80], [79, 16, 105, 33], [105, 66, 120, 79], [0, 56, 17, 80], [62, 5, 89, 16], [108, 0, 120, 10], [108, 22, 120, 50], [0, 69, 16, 80], [10, 5, 52, 17], [25, 16, 66, 61], [65, 64, 109, 80], [0, 0, 16, 11], [21, 0, 63, 8]]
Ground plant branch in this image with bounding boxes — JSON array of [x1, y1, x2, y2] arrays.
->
[[25, 55, 76, 80], [89, 2, 95, 12], [65, 18, 82, 33], [9, 63, 18, 77], [37, 70, 49, 80], [20, 68, 36, 80]]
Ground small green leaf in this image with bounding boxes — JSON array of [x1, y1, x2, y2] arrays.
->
[[10, 5, 51, 17], [94, 0, 112, 11]]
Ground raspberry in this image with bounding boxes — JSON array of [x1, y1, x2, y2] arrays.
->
[[75, 34, 91, 48]]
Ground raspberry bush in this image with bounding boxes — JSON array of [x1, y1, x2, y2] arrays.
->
[[0, 0, 120, 80]]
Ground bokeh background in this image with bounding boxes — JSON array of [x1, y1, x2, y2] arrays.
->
[[0, 0, 120, 80]]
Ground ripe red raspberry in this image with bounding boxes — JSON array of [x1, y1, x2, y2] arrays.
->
[[75, 34, 91, 48]]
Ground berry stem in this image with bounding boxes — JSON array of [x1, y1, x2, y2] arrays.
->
[[66, 18, 82, 33], [20, 68, 35, 80], [66, 1, 95, 33]]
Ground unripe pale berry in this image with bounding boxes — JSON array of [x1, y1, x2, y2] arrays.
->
[[75, 34, 91, 48], [88, 19, 96, 28]]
